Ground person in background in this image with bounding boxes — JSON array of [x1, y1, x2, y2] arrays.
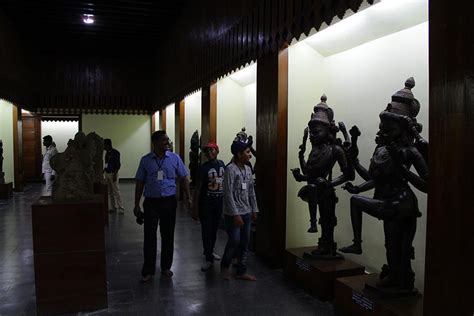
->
[[220, 138, 259, 281], [134, 131, 192, 282], [42, 135, 58, 196], [104, 138, 125, 215], [192, 142, 225, 271]]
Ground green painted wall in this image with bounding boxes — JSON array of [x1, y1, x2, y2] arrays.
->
[[0, 99, 14, 185], [82, 114, 151, 178]]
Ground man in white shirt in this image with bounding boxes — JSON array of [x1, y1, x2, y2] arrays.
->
[[42, 135, 58, 196]]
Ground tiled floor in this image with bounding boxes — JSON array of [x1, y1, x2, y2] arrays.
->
[[0, 182, 334, 315]]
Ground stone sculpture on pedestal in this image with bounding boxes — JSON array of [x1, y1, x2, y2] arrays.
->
[[88, 132, 105, 184], [50, 132, 104, 201], [339, 78, 428, 295], [291, 95, 354, 258]]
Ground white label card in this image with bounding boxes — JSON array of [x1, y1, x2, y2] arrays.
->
[[241, 183, 247, 190], [216, 178, 223, 184], [157, 171, 164, 180]]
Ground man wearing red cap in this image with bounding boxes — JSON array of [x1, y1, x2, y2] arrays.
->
[[192, 142, 226, 271]]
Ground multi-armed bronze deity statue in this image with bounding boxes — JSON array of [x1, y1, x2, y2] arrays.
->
[[291, 95, 354, 258], [189, 130, 200, 188], [339, 77, 428, 294]]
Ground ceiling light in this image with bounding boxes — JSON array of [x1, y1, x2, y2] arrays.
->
[[82, 14, 95, 24]]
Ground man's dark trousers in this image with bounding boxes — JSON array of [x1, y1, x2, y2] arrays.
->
[[141, 196, 177, 277]]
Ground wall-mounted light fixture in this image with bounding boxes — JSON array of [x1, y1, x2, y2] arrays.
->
[[82, 14, 95, 24]]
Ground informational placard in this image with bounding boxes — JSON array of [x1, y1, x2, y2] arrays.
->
[[296, 257, 312, 272], [352, 291, 375, 311]]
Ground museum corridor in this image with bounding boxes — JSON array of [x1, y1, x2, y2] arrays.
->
[[0, 182, 333, 315]]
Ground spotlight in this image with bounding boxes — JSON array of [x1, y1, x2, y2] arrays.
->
[[82, 14, 95, 24]]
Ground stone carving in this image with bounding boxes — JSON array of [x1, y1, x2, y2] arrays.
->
[[88, 132, 105, 184], [189, 130, 200, 187], [50, 132, 104, 201], [291, 95, 354, 259], [339, 78, 428, 295], [0, 139, 4, 184]]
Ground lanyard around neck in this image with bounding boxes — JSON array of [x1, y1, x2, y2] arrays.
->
[[155, 156, 165, 170]]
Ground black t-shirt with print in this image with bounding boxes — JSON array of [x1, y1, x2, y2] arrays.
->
[[198, 159, 225, 199]]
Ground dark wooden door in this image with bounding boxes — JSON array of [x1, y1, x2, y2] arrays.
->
[[22, 114, 42, 181]]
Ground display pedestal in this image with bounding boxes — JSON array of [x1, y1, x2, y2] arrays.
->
[[284, 247, 365, 301], [334, 274, 423, 316], [93, 182, 109, 226], [0, 182, 13, 199], [32, 197, 107, 314]]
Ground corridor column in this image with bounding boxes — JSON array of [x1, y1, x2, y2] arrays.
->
[[255, 46, 288, 266], [175, 99, 185, 161], [201, 82, 217, 145], [424, 1, 474, 315], [12, 104, 24, 192]]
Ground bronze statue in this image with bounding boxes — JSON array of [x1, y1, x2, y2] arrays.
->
[[0, 139, 4, 184], [189, 130, 200, 187], [291, 95, 354, 258], [339, 78, 428, 294]]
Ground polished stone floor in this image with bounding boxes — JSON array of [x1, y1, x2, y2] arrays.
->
[[0, 182, 334, 315]]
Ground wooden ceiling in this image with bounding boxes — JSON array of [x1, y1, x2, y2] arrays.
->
[[0, 0, 189, 50]]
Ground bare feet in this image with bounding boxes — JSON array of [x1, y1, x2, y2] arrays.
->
[[221, 268, 231, 280], [161, 270, 174, 277], [235, 274, 257, 281], [141, 275, 153, 283]]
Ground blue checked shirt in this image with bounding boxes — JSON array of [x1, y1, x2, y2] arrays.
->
[[135, 151, 188, 198]]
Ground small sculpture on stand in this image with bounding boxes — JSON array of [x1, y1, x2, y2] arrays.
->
[[50, 132, 103, 202], [291, 95, 354, 258], [0, 139, 4, 184], [189, 130, 200, 187], [339, 78, 428, 295]]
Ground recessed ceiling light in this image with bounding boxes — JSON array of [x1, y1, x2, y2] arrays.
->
[[82, 14, 94, 24]]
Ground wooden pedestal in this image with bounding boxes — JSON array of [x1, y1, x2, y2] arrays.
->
[[0, 182, 13, 199], [334, 274, 423, 316], [284, 247, 365, 301], [93, 182, 108, 226], [32, 197, 108, 314]]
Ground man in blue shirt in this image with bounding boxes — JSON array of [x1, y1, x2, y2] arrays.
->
[[134, 130, 192, 282]]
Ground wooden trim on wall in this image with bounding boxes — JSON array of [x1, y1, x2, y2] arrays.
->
[[151, 112, 156, 150], [255, 45, 288, 267], [423, 1, 474, 315], [12, 105, 24, 191], [201, 82, 217, 146], [175, 100, 185, 161], [210, 82, 217, 143], [160, 108, 166, 132], [151, 112, 156, 133]]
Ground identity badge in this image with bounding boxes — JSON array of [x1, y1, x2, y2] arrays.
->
[[241, 182, 247, 190], [157, 170, 164, 180]]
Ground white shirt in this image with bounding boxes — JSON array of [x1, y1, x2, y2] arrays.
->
[[42, 145, 58, 175]]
